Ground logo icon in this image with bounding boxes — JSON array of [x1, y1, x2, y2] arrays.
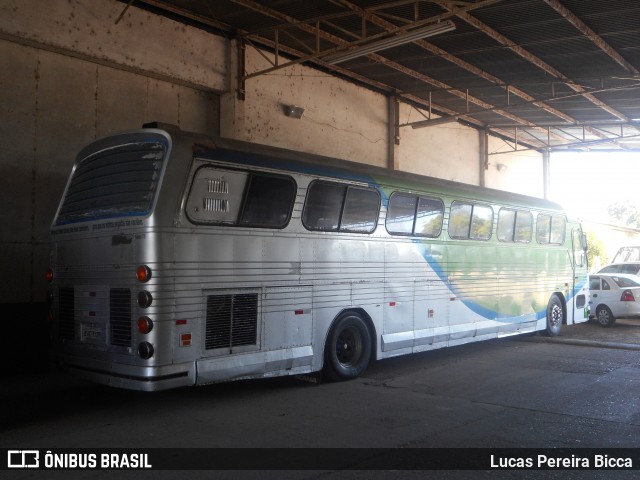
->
[[7, 450, 39, 468]]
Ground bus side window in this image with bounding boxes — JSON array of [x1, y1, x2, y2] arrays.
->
[[386, 193, 417, 235], [239, 173, 296, 228], [302, 181, 379, 233], [186, 167, 296, 228], [386, 192, 443, 237], [536, 213, 566, 244], [302, 182, 347, 231], [341, 187, 380, 233], [550, 215, 566, 244], [498, 208, 532, 243], [449, 202, 493, 241]]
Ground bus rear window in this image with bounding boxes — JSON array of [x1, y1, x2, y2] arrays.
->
[[55, 140, 167, 225]]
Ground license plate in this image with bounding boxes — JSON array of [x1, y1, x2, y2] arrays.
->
[[81, 323, 104, 342]]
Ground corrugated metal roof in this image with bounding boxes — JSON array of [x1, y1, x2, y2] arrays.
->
[[135, 0, 640, 151]]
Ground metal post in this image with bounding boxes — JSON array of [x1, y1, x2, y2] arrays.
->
[[542, 149, 550, 199]]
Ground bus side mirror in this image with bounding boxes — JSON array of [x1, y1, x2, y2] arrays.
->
[[581, 233, 588, 251]]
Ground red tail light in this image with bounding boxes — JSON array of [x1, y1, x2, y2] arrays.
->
[[136, 265, 152, 283], [137, 316, 154, 334], [45, 268, 54, 283], [620, 290, 635, 302]]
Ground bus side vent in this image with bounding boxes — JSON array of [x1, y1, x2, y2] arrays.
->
[[205, 293, 258, 350], [110, 288, 132, 347], [208, 179, 229, 194], [203, 198, 230, 212], [59, 287, 75, 340]]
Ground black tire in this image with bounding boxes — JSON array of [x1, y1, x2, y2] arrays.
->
[[323, 312, 372, 381], [596, 305, 616, 327], [543, 294, 564, 337]]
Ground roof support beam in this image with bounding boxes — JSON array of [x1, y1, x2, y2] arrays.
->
[[239, 23, 546, 150], [334, 0, 580, 126], [433, 0, 634, 123], [331, 0, 586, 146], [543, 0, 640, 76]]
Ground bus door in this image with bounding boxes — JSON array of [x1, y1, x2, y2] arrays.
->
[[570, 227, 589, 324]]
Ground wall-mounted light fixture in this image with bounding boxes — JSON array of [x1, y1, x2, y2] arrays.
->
[[283, 104, 305, 119], [323, 20, 456, 65]]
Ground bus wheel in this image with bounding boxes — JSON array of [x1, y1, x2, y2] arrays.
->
[[324, 312, 372, 382], [543, 294, 564, 337], [596, 306, 616, 328]]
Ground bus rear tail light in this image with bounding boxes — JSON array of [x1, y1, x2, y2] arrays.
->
[[137, 316, 153, 334], [136, 265, 152, 283], [138, 342, 154, 359], [620, 290, 635, 302], [137, 291, 153, 308], [45, 268, 54, 283]]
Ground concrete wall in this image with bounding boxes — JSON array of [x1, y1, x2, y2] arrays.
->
[[221, 47, 389, 168], [0, 0, 227, 91], [397, 104, 480, 184], [485, 136, 544, 197], [0, 0, 225, 304]]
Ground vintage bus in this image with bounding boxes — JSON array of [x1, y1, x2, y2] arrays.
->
[[47, 123, 589, 391]]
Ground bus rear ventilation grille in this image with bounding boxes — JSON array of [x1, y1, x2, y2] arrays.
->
[[110, 288, 132, 347]]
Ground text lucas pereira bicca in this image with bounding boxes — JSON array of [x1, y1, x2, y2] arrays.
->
[[490, 454, 633, 469]]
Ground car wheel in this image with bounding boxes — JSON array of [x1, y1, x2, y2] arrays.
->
[[324, 312, 372, 381], [596, 305, 616, 327], [542, 294, 564, 337]]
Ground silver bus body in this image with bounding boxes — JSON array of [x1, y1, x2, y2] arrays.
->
[[48, 124, 589, 391]]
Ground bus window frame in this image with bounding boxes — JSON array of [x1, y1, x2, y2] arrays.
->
[[497, 207, 533, 244], [301, 179, 381, 234], [536, 213, 566, 245], [385, 191, 444, 238], [448, 201, 494, 241]]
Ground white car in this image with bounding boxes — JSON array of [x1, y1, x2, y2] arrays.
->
[[589, 274, 640, 327], [598, 262, 640, 277]]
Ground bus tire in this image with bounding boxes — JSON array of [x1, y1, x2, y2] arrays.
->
[[543, 294, 564, 337], [324, 312, 372, 382], [542, 293, 565, 337], [596, 306, 616, 328]]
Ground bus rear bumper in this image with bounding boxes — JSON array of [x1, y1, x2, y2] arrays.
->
[[59, 357, 196, 392]]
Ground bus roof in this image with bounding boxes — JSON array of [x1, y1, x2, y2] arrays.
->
[[151, 123, 565, 213]]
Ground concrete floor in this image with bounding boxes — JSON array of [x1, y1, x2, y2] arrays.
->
[[2, 319, 640, 479]]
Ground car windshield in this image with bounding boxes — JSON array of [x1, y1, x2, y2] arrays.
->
[[612, 276, 640, 288], [599, 265, 621, 273]]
